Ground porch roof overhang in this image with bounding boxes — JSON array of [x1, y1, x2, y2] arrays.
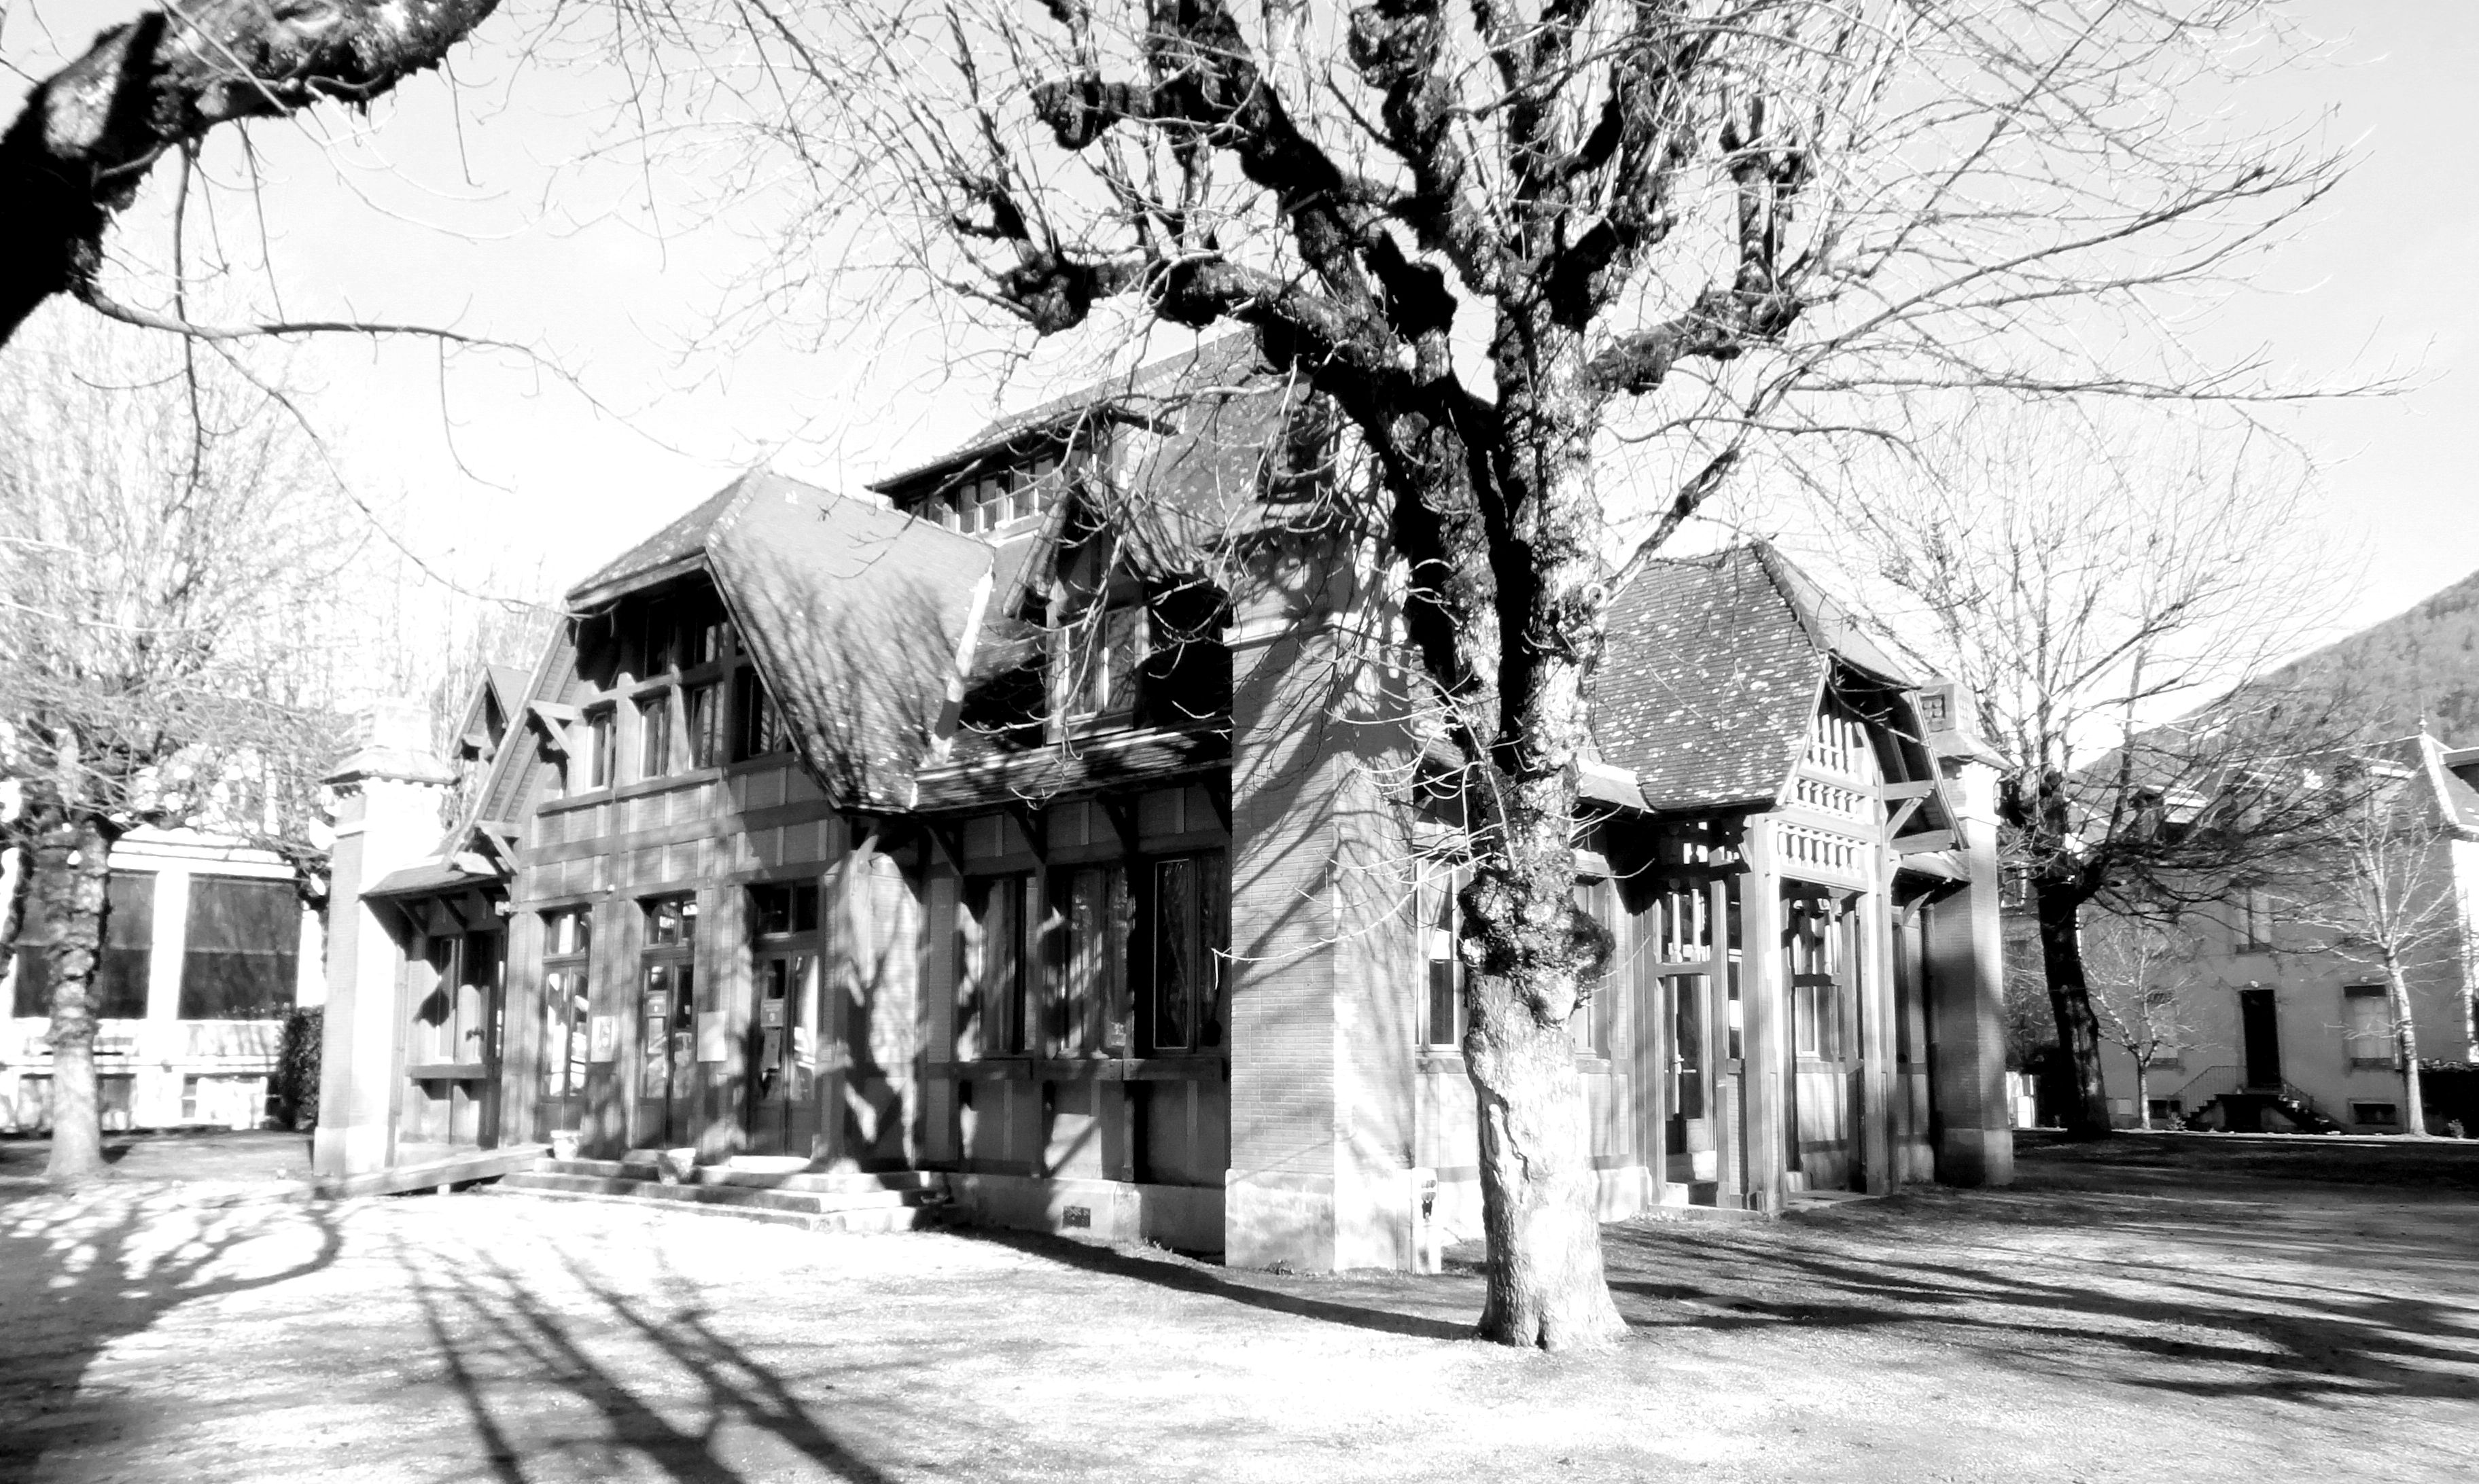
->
[[365, 858, 506, 900]]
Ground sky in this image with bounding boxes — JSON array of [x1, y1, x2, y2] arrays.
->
[[2, 0, 2474, 646]]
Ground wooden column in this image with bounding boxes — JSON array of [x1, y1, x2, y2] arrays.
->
[[1859, 847, 1897, 1195], [1628, 887, 1666, 1203], [1740, 818, 1788, 1213]]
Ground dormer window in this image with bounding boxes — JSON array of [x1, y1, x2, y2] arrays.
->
[[1070, 603, 1148, 721], [924, 453, 1063, 535]]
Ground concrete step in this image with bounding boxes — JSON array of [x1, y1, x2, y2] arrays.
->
[[315, 1144, 550, 1200], [486, 1176, 942, 1234], [501, 1169, 947, 1218], [692, 1167, 943, 1197]]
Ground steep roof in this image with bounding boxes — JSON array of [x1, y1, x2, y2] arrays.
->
[[568, 480, 747, 606], [704, 472, 995, 808], [870, 336, 1269, 495], [1595, 544, 1920, 814], [2410, 732, 2479, 832]]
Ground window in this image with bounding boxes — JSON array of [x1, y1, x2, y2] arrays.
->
[[2236, 890, 2274, 953], [1074, 603, 1148, 719], [684, 682, 722, 769], [690, 616, 733, 668], [637, 694, 674, 779], [2351, 1101, 2399, 1127], [639, 896, 698, 1108], [962, 874, 1034, 1055], [734, 669, 787, 760], [96, 871, 154, 1019], [1573, 877, 1617, 1055], [1786, 891, 1847, 1062], [178, 877, 299, 1020], [541, 908, 591, 1101], [1419, 865, 1464, 1050], [1142, 853, 1227, 1054], [12, 873, 159, 1019], [585, 708, 616, 789], [414, 930, 502, 1065], [750, 882, 818, 938], [1052, 865, 1120, 1056], [2344, 985, 2393, 1066]]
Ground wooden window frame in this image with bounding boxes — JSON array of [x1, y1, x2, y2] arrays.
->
[[540, 907, 592, 1101]]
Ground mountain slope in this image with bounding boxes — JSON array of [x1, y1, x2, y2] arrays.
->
[[2260, 569, 2479, 743]]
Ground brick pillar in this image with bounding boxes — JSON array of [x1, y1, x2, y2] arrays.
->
[[312, 701, 453, 1180], [1925, 751, 2014, 1186], [1223, 533, 1420, 1271]]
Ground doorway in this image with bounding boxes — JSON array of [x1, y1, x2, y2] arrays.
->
[[745, 949, 818, 1155], [2240, 987, 2283, 1089], [1784, 887, 1861, 1192], [637, 896, 699, 1148]]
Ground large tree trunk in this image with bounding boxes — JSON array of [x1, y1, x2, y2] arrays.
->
[[2033, 879, 2112, 1135], [1450, 340, 1626, 1351], [2385, 959, 2427, 1137], [35, 813, 115, 1184], [0, 0, 499, 345]]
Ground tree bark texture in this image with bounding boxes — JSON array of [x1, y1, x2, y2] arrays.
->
[[0, 0, 499, 344], [2033, 879, 2112, 1135], [35, 814, 114, 1184], [2384, 960, 2427, 1137]]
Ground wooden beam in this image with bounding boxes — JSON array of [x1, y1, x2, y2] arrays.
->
[[1005, 802, 1049, 863], [1894, 830, 1956, 855], [1881, 780, 1937, 800], [1097, 795, 1140, 857]]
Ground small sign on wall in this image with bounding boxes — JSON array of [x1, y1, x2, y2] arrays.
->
[[588, 1015, 619, 1063], [697, 1011, 728, 1064]]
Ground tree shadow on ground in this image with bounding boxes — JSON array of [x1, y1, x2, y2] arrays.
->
[[939, 1225, 1475, 1341], [1602, 1198, 2479, 1405], [0, 1185, 342, 1484], [385, 1224, 904, 1483]]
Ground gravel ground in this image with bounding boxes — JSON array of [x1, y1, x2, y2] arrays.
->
[[1, 1134, 2472, 1483]]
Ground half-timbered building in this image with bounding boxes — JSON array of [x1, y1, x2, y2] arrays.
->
[[313, 345, 2013, 1266]]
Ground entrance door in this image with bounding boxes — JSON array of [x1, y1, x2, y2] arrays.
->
[[1664, 972, 1718, 1186], [2240, 987, 2283, 1089], [745, 950, 819, 1155], [536, 907, 592, 1140], [636, 895, 701, 1148], [638, 964, 696, 1146], [1784, 888, 1861, 1192]]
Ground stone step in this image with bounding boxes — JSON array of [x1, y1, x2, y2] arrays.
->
[[502, 1169, 943, 1218], [485, 1180, 940, 1235]]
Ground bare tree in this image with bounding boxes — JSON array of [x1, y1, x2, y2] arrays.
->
[[2080, 913, 2202, 1131], [2286, 755, 2468, 1137], [586, 0, 2363, 1345], [0, 0, 499, 344], [0, 309, 358, 1182], [7, 0, 2357, 1343], [1827, 404, 2353, 1135]]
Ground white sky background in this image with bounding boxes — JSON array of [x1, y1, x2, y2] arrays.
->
[[1, 0, 2473, 643]]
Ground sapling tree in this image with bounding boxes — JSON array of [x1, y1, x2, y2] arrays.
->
[[2287, 753, 2471, 1137], [2080, 913, 2202, 1130]]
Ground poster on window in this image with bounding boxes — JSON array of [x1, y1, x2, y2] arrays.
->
[[588, 1014, 619, 1063]]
